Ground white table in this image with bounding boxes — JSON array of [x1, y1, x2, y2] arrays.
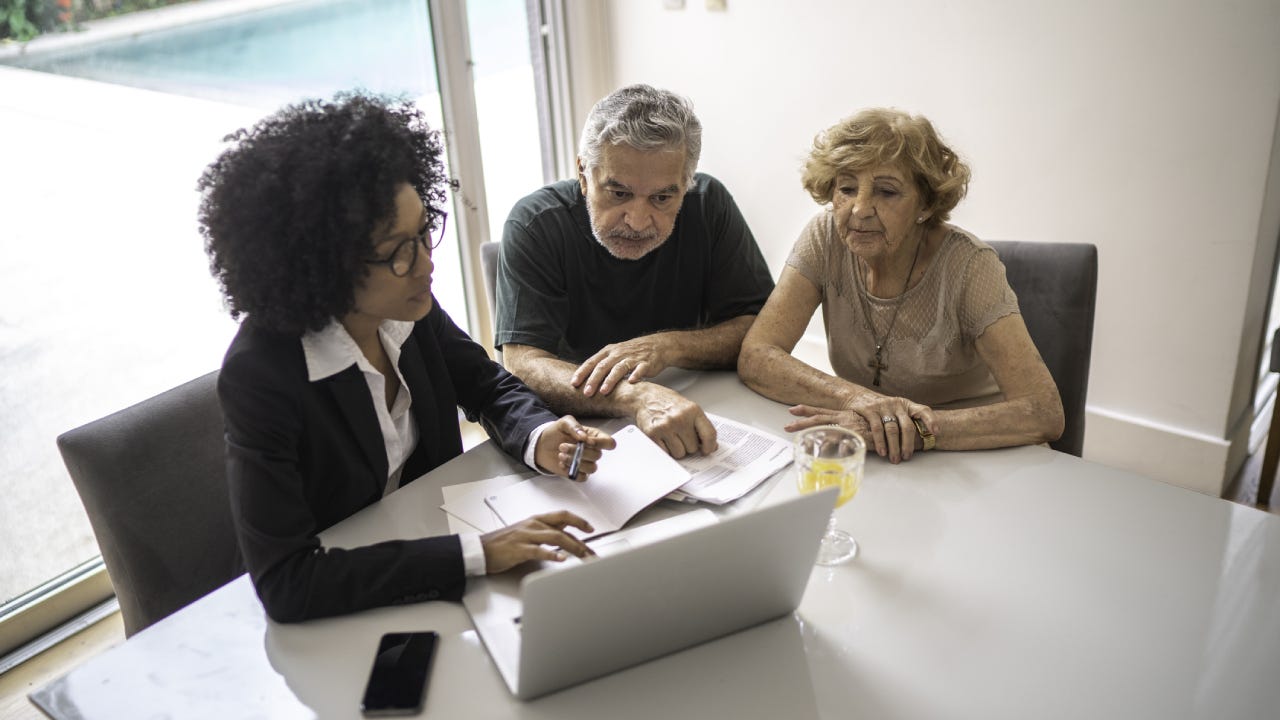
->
[[31, 371, 1280, 719]]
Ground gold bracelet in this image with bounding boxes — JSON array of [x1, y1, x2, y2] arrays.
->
[[912, 417, 936, 451]]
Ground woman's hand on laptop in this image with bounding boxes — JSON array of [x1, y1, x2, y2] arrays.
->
[[481, 511, 597, 573], [534, 416, 616, 480]]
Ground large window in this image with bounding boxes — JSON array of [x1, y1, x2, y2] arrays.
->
[[467, 0, 544, 246], [0, 0, 545, 652]]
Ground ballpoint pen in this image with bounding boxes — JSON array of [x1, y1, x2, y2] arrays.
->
[[567, 441, 586, 480]]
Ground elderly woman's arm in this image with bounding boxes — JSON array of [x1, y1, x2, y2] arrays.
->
[[742, 267, 1064, 460], [781, 312, 1064, 455], [739, 267, 848, 402], [928, 314, 1064, 449], [739, 267, 935, 462]]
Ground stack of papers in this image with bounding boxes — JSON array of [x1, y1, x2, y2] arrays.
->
[[453, 417, 792, 540], [485, 425, 689, 539], [675, 414, 792, 504], [441, 473, 530, 534]]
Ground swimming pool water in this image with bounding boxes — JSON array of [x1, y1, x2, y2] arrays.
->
[[6, 0, 528, 109]]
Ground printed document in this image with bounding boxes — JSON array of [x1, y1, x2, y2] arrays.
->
[[674, 414, 793, 504]]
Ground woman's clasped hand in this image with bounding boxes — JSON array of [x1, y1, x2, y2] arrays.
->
[[785, 394, 937, 464]]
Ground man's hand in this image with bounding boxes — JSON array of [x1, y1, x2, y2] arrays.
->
[[632, 385, 717, 459], [571, 335, 672, 397], [533, 416, 616, 479], [481, 511, 596, 574]]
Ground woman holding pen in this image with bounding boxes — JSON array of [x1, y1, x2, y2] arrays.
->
[[199, 92, 614, 622]]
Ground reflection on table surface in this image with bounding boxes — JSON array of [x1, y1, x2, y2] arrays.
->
[[33, 370, 1280, 720]]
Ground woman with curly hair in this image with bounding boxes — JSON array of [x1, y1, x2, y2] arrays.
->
[[199, 93, 614, 622], [739, 109, 1063, 464]]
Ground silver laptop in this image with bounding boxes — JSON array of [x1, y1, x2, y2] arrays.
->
[[462, 488, 837, 700]]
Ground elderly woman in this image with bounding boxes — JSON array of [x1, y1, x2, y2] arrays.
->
[[739, 108, 1063, 463], [199, 93, 613, 622]]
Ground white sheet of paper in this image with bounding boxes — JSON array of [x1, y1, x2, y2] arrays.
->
[[440, 473, 531, 534], [483, 425, 691, 538]]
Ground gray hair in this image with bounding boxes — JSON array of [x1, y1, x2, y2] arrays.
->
[[578, 84, 702, 185]]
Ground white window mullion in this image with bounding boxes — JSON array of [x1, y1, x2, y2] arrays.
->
[[527, 0, 578, 183], [428, 0, 494, 353]]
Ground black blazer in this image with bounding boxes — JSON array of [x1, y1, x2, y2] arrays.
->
[[218, 302, 558, 622]]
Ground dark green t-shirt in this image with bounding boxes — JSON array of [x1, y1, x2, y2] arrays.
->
[[494, 173, 775, 362]]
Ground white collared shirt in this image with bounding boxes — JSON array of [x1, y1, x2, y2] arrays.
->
[[302, 319, 499, 576], [303, 320, 419, 495]]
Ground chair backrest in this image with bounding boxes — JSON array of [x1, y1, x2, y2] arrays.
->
[[57, 371, 242, 636], [481, 240, 504, 362], [986, 241, 1098, 457], [481, 240, 501, 322]]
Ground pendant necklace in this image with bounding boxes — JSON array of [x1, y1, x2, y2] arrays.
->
[[857, 235, 924, 387]]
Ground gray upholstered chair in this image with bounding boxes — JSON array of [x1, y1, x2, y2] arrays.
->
[[57, 371, 243, 636], [481, 240, 503, 362], [986, 241, 1098, 457], [481, 240, 501, 321]]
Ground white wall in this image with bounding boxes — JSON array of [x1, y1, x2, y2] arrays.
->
[[584, 0, 1280, 493]]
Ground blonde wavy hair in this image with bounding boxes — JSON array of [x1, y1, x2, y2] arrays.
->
[[801, 108, 971, 225]]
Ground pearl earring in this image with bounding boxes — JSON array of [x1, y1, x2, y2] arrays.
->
[[916, 216, 925, 224]]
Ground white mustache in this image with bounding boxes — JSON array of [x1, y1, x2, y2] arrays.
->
[[607, 230, 658, 241]]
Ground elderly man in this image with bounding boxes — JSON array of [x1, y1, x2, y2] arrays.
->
[[495, 84, 774, 458]]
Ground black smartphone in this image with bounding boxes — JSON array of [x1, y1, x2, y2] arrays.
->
[[360, 631, 439, 716]]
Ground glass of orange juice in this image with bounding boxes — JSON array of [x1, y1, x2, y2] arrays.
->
[[794, 425, 865, 565]]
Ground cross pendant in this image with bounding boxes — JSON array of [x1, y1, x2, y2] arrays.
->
[[869, 345, 887, 387]]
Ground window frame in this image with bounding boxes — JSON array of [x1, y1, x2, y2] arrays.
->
[[0, 0, 567, 660]]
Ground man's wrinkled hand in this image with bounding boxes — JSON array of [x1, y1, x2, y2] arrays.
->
[[571, 336, 670, 397], [632, 385, 717, 459]]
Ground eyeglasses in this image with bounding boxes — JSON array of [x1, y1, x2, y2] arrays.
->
[[365, 210, 448, 277]]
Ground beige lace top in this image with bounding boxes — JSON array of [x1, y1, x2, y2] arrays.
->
[[786, 210, 1019, 409]]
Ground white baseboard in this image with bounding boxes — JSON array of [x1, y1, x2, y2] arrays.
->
[[1083, 406, 1230, 497]]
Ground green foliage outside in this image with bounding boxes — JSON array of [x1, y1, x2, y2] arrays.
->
[[2, 0, 53, 41], [1, 0, 196, 42]]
